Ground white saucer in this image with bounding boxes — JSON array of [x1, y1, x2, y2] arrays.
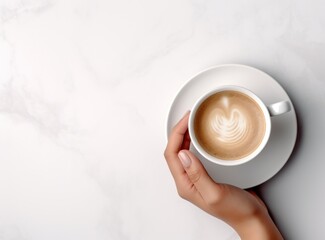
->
[[166, 64, 297, 189]]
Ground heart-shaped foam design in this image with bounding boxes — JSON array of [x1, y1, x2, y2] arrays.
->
[[194, 91, 266, 160], [210, 108, 249, 144]]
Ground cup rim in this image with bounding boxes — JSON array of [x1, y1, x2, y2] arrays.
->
[[188, 85, 271, 166]]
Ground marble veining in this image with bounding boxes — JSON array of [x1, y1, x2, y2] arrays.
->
[[1, 0, 325, 239]]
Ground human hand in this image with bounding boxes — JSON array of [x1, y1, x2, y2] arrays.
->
[[164, 111, 283, 240]]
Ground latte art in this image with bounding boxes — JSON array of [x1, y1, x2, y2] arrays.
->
[[194, 90, 266, 160], [210, 108, 249, 144]]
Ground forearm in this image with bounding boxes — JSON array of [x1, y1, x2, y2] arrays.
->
[[234, 214, 283, 240]]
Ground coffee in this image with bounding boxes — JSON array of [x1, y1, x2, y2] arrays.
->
[[194, 90, 266, 160]]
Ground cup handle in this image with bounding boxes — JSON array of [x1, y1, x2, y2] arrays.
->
[[267, 101, 291, 117]]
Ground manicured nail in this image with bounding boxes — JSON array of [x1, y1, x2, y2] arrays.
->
[[178, 151, 191, 168], [183, 110, 190, 118]]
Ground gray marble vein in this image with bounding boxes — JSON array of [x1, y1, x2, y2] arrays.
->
[[1, 0, 325, 239]]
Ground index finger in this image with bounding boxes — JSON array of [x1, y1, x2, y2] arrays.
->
[[166, 111, 190, 155], [164, 111, 190, 179]]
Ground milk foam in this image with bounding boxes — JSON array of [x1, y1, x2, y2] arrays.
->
[[194, 90, 266, 160], [210, 108, 248, 144]]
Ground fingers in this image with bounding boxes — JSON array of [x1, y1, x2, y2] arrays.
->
[[164, 112, 190, 181], [178, 150, 223, 205], [166, 111, 190, 154], [164, 111, 223, 209], [181, 130, 191, 150]]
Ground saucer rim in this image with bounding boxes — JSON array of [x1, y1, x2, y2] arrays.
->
[[166, 64, 297, 188]]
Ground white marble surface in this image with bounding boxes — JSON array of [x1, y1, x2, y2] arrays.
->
[[1, 0, 325, 239]]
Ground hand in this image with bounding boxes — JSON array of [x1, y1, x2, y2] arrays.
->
[[164, 111, 283, 240]]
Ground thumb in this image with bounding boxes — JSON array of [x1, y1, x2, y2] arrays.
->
[[178, 150, 222, 202]]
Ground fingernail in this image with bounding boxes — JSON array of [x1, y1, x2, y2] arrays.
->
[[178, 151, 191, 168], [183, 110, 190, 118]]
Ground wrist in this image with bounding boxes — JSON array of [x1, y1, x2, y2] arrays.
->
[[234, 213, 283, 240]]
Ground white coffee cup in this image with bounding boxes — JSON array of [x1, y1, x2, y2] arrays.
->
[[188, 85, 291, 166]]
